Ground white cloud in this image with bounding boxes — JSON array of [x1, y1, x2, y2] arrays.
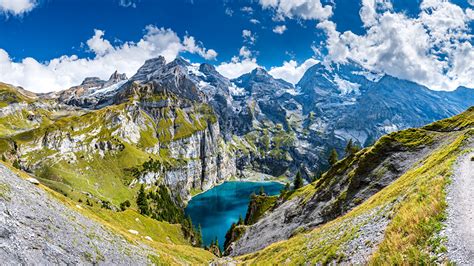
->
[[0, 26, 218, 92], [242, 29, 257, 44], [0, 0, 36, 16], [316, 0, 474, 90], [86, 29, 115, 56], [118, 0, 137, 8], [359, 0, 392, 27], [225, 7, 234, 16], [241, 6, 253, 14], [250, 18, 260, 24], [258, 0, 333, 21], [268, 58, 319, 84], [272, 25, 287, 34], [182, 35, 218, 60], [216, 57, 260, 80], [239, 46, 252, 59]]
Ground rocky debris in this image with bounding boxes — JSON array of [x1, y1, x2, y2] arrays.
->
[[0, 164, 156, 265], [26, 177, 39, 185], [128, 229, 139, 235], [444, 142, 474, 265], [337, 204, 394, 265]]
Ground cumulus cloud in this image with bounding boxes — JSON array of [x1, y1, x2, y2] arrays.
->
[[268, 58, 319, 84], [316, 0, 474, 90], [239, 46, 252, 59], [216, 57, 260, 80], [0, 0, 36, 16], [272, 25, 287, 34], [86, 29, 115, 56], [182, 35, 218, 60], [258, 0, 333, 21], [0, 26, 218, 92]]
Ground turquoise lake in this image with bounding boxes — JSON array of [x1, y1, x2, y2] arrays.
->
[[185, 181, 284, 250]]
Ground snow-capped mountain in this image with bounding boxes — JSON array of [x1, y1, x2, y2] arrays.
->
[[47, 57, 474, 179]]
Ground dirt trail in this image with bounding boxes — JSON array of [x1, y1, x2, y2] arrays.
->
[[446, 146, 474, 265]]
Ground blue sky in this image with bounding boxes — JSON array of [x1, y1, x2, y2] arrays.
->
[[0, 0, 472, 92]]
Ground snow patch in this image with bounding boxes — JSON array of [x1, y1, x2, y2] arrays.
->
[[187, 64, 206, 77], [90, 80, 127, 96], [285, 88, 301, 96], [352, 71, 384, 82], [334, 129, 368, 145], [334, 75, 361, 95], [229, 83, 246, 96], [381, 124, 398, 133], [198, 80, 210, 89]]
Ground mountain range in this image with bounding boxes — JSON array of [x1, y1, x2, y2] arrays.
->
[[0, 56, 473, 264], [39, 57, 474, 181]]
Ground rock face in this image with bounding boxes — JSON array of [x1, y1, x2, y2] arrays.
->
[[0, 164, 155, 265]]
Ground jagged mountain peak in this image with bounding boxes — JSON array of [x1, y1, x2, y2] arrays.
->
[[107, 70, 127, 83], [130, 56, 167, 82], [251, 67, 269, 76], [80, 77, 105, 87], [143, 56, 167, 67], [169, 56, 191, 68], [198, 63, 218, 75]]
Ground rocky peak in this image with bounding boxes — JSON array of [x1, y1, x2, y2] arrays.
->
[[80, 77, 105, 88], [107, 71, 127, 83], [130, 56, 167, 82], [199, 63, 217, 75], [251, 67, 270, 77], [168, 57, 191, 68]]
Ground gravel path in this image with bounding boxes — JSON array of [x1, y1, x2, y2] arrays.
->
[[446, 146, 474, 265]]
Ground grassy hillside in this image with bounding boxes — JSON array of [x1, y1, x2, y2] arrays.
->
[[0, 90, 217, 206], [236, 107, 474, 264]]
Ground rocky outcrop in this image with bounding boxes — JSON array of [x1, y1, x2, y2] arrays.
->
[[136, 121, 236, 202]]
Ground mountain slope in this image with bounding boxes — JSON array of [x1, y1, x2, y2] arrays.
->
[[0, 162, 215, 264], [230, 107, 473, 264]]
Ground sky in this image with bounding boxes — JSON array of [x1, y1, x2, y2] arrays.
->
[[0, 0, 473, 92]]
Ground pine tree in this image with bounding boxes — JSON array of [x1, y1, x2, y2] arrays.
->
[[137, 184, 149, 215], [312, 171, 322, 182], [259, 186, 265, 196], [328, 148, 339, 166], [293, 171, 304, 190], [238, 215, 244, 225], [12, 159, 20, 169], [345, 139, 354, 156], [345, 139, 361, 156], [197, 224, 203, 247]]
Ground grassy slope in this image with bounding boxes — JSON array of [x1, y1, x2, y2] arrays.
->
[[3, 161, 215, 264], [236, 107, 474, 264]]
